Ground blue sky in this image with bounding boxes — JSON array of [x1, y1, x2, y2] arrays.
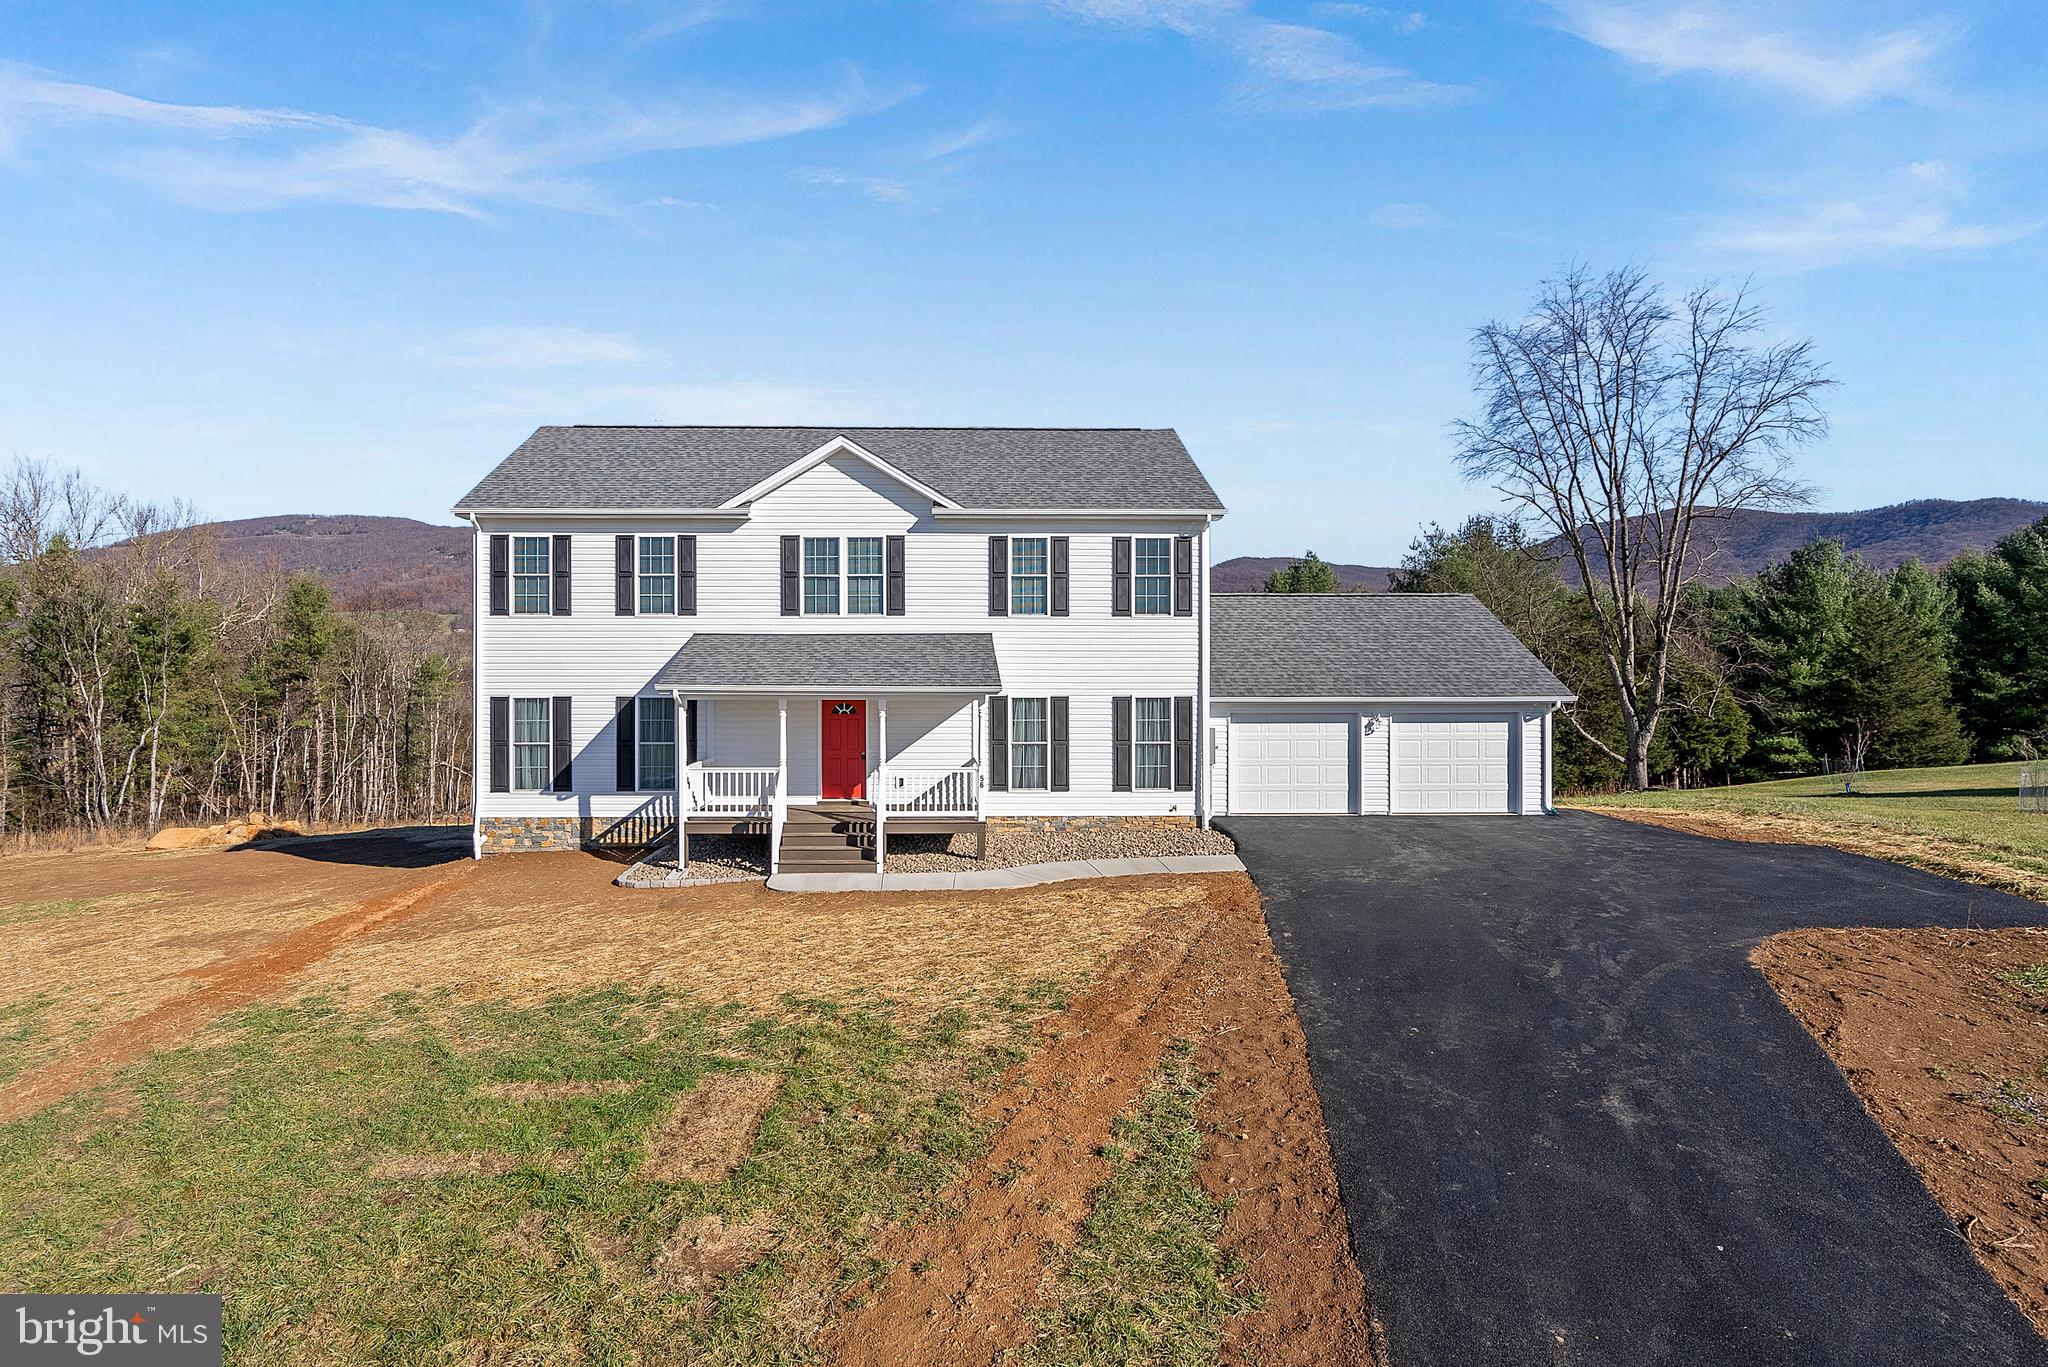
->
[[1, 1, 2043, 563]]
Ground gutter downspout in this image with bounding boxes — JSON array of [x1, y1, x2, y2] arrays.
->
[[461, 512, 484, 860]]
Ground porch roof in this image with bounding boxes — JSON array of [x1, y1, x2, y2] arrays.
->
[[653, 632, 1003, 695]]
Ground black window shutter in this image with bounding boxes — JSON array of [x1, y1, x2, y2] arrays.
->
[[489, 696, 509, 792], [780, 535, 800, 616], [1111, 537, 1132, 617], [1111, 696, 1132, 792], [552, 535, 572, 615], [1174, 535, 1194, 616], [1050, 697, 1069, 792], [987, 536, 1008, 616], [1173, 696, 1195, 790], [678, 535, 697, 615], [988, 696, 1009, 791], [1050, 537, 1069, 617], [886, 535, 906, 616], [615, 696, 635, 789], [685, 699, 699, 763], [615, 536, 635, 615], [552, 696, 573, 792], [488, 535, 509, 616]]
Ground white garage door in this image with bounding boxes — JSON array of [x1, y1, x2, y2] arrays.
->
[[1392, 716, 1512, 813], [1230, 715, 1353, 813]]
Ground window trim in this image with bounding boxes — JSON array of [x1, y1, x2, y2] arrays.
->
[[1133, 536, 1173, 617], [510, 536, 552, 615], [1132, 695, 1174, 791], [635, 695, 678, 793], [637, 535, 677, 615], [1008, 696, 1051, 790], [1010, 536, 1051, 616], [511, 696, 553, 791]]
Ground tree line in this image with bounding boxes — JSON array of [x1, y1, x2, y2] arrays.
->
[[0, 459, 471, 839]]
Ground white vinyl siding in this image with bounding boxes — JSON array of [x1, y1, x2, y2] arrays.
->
[[1134, 696, 1172, 790], [1010, 697, 1050, 790], [511, 537, 551, 614], [1010, 537, 1049, 616], [637, 697, 677, 791], [512, 698, 551, 791], [471, 450, 1206, 820], [638, 536, 676, 615], [1134, 537, 1172, 616]]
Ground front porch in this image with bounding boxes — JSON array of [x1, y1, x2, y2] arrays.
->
[[646, 631, 1004, 877]]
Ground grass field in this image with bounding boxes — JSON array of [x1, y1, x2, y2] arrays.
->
[[1570, 761, 2048, 896]]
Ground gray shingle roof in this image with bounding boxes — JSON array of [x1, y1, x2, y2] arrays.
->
[[654, 633, 1003, 692], [1211, 594, 1573, 700], [454, 426, 1222, 513]]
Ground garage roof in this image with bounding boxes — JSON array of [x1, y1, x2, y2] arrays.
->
[[1211, 594, 1574, 701]]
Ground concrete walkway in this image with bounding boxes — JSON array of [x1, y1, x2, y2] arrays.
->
[[765, 852, 1245, 893]]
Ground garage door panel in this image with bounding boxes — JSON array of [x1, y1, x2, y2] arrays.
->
[[1230, 715, 1353, 814], [1392, 716, 1511, 814]]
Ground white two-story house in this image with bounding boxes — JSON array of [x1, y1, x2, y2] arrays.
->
[[455, 426, 1572, 872]]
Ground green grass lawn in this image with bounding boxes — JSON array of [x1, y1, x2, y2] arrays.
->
[[1569, 760, 2048, 886]]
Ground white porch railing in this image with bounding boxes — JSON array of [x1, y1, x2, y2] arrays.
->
[[686, 766, 778, 817], [879, 764, 982, 817]]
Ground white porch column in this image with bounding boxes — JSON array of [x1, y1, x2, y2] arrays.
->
[[876, 695, 889, 875], [673, 690, 689, 874], [772, 696, 789, 876]]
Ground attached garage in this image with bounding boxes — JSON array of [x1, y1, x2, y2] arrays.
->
[[1391, 716, 1511, 813], [1229, 714, 1354, 813], [1208, 594, 1574, 819]]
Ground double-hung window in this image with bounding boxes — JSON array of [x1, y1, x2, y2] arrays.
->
[[803, 537, 841, 614], [846, 537, 885, 615], [1011, 537, 1050, 616], [638, 536, 676, 614], [1010, 697, 1049, 789], [512, 536, 552, 614], [1134, 537, 1173, 616], [637, 697, 677, 791], [1134, 697, 1173, 790], [512, 698, 552, 790]]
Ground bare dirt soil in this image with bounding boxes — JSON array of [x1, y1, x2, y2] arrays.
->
[[827, 874, 1376, 1367], [1756, 926, 2048, 1337]]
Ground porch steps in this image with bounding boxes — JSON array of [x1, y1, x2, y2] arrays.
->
[[777, 803, 876, 873]]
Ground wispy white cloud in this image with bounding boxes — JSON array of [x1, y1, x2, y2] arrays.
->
[[0, 62, 911, 217], [419, 326, 668, 369], [1367, 200, 1439, 229], [795, 167, 919, 205], [1697, 161, 2040, 269], [1312, 4, 1427, 34], [1009, 0, 1469, 109], [923, 118, 1007, 162], [1549, 2, 1951, 106]]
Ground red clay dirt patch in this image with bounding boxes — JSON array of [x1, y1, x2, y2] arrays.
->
[[825, 873, 1376, 1367], [0, 866, 472, 1125], [1756, 926, 2048, 1337]]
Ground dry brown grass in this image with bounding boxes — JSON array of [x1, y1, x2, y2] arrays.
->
[[1592, 806, 2048, 905], [643, 1069, 783, 1182]]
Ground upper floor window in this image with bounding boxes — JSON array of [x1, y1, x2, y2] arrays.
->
[[803, 537, 840, 614], [1134, 696, 1173, 789], [638, 536, 676, 615], [846, 537, 885, 615], [512, 697, 552, 789], [1134, 537, 1173, 616], [1011, 537, 1050, 616], [512, 536, 552, 614], [1010, 697, 1049, 789]]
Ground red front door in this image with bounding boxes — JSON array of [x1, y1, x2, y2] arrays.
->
[[820, 699, 867, 799]]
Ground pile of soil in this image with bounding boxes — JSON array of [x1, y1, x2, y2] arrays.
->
[[1757, 926, 2048, 1335], [826, 873, 1378, 1366]]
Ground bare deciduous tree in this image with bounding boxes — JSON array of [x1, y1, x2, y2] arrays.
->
[[1454, 265, 1830, 789]]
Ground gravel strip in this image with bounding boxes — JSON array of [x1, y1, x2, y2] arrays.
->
[[884, 825, 1237, 873], [621, 835, 770, 886]]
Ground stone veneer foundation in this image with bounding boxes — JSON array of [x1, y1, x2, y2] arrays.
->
[[478, 817, 586, 853], [986, 814, 1195, 833]]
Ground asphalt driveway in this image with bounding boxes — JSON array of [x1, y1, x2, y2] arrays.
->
[[1220, 810, 2048, 1367]]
